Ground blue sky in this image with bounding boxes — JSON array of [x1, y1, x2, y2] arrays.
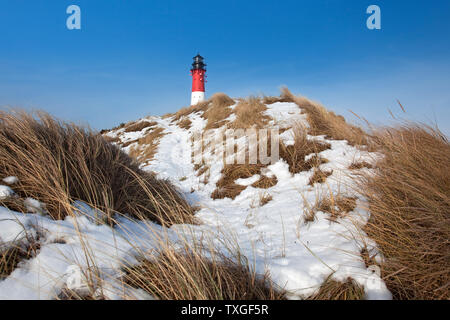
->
[[0, 0, 449, 134]]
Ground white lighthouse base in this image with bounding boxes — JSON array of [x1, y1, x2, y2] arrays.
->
[[191, 91, 205, 105]]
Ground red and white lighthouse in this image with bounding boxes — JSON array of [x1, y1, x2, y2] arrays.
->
[[190, 54, 207, 105]]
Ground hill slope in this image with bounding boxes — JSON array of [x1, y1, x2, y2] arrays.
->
[[0, 92, 395, 299], [103, 93, 391, 299]]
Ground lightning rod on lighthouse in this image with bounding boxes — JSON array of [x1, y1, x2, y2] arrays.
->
[[190, 54, 206, 105]]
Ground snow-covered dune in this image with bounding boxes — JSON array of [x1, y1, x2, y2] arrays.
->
[[0, 99, 392, 299]]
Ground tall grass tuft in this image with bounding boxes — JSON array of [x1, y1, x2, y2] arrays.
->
[[203, 93, 235, 129], [211, 164, 265, 200], [128, 126, 166, 165], [307, 276, 365, 300], [164, 93, 235, 129], [0, 110, 194, 225], [361, 124, 450, 300], [279, 88, 368, 146], [123, 120, 157, 133], [279, 124, 330, 174], [124, 244, 286, 300], [0, 241, 40, 280], [230, 96, 271, 129]]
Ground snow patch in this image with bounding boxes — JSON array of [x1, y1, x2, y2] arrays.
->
[[0, 185, 14, 200], [2, 176, 18, 185]]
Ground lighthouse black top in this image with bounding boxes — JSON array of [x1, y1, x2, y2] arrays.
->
[[192, 54, 206, 71]]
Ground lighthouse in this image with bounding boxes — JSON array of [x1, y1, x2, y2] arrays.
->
[[190, 54, 206, 105]]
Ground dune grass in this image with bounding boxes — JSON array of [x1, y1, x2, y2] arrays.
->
[[0, 241, 40, 280], [258, 192, 273, 206], [279, 88, 368, 146], [203, 93, 235, 129], [123, 243, 286, 300], [177, 117, 192, 130], [360, 124, 450, 300], [349, 161, 373, 170], [164, 93, 235, 130], [301, 190, 356, 224], [316, 196, 357, 222], [129, 126, 166, 165], [0, 110, 194, 226], [307, 276, 364, 300], [123, 120, 157, 133], [279, 124, 331, 174], [2, 94, 449, 301], [164, 100, 210, 122], [308, 168, 333, 186], [229, 96, 271, 129], [251, 175, 278, 189], [211, 164, 264, 200], [211, 124, 331, 199]]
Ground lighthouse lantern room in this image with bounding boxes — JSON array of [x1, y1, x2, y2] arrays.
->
[[190, 54, 206, 105]]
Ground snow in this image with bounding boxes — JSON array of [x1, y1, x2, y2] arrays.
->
[[265, 102, 309, 129], [0, 206, 161, 299], [0, 101, 391, 300], [0, 209, 36, 244], [23, 198, 49, 216], [140, 102, 390, 299], [2, 176, 18, 185], [235, 175, 260, 186], [0, 185, 14, 200]]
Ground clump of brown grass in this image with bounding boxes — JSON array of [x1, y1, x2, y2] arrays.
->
[[303, 202, 317, 224], [165, 93, 235, 130], [166, 100, 210, 122], [0, 195, 27, 213], [349, 161, 373, 170], [307, 276, 364, 300], [124, 121, 157, 133], [259, 193, 273, 206], [123, 247, 285, 300], [261, 96, 282, 105], [103, 135, 121, 144], [212, 164, 265, 200], [360, 247, 379, 269], [301, 192, 354, 224], [317, 196, 357, 221], [229, 97, 271, 129], [129, 127, 165, 164], [308, 168, 333, 186], [211, 183, 245, 200], [1, 238, 40, 280], [177, 117, 192, 130], [203, 93, 235, 129], [251, 175, 278, 189], [0, 110, 194, 225], [360, 124, 450, 300], [57, 289, 103, 300], [262, 94, 294, 105], [121, 138, 138, 148], [280, 88, 368, 146], [279, 125, 331, 174]]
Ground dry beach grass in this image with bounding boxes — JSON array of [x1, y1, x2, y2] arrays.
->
[[360, 124, 450, 300], [280, 88, 368, 146], [0, 110, 193, 226], [124, 244, 286, 300]]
